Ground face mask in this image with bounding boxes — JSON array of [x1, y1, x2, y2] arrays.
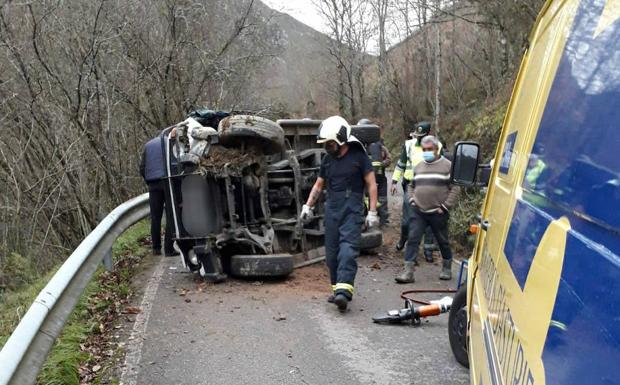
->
[[422, 151, 436, 162], [325, 143, 340, 157]]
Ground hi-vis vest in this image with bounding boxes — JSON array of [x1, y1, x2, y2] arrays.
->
[[392, 139, 442, 182]]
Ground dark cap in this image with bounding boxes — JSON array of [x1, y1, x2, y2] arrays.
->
[[411, 121, 431, 137]]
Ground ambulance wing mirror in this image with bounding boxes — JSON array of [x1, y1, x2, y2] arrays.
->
[[450, 141, 480, 187]]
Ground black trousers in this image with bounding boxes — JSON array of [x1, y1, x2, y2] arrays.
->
[[148, 180, 174, 254], [404, 206, 453, 262], [376, 174, 389, 225]]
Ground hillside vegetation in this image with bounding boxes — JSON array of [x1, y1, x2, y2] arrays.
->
[[0, 0, 544, 294]]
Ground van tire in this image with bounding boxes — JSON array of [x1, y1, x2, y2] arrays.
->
[[360, 229, 383, 251], [218, 115, 285, 155], [230, 253, 294, 278], [448, 285, 469, 368], [351, 125, 381, 144]]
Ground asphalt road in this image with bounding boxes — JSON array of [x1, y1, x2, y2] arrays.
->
[[117, 177, 470, 385]]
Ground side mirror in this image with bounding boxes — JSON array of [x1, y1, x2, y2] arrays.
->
[[450, 141, 480, 187]]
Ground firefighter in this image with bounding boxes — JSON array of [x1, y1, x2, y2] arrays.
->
[[390, 122, 441, 262], [300, 116, 379, 312], [359, 119, 392, 227]]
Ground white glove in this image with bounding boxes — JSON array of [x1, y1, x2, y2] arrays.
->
[[300, 204, 314, 222], [365, 210, 380, 228]]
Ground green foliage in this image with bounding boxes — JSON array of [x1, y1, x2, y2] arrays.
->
[[111, 220, 150, 259], [0, 220, 149, 385], [0, 252, 39, 294], [461, 103, 507, 160], [449, 188, 486, 258]]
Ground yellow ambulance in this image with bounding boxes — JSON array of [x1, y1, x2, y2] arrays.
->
[[448, 0, 620, 384]]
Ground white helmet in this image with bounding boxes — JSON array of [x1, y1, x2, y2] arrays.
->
[[317, 116, 351, 146]]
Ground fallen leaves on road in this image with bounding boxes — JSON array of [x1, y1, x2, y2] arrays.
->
[[122, 306, 142, 314], [178, 288, 190, 296]]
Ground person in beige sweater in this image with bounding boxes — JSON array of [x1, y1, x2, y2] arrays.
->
[[395, 136, 460, 283]]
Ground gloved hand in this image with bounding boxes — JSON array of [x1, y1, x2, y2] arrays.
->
[[365, 210, 380, 228], [300, 204, 314, 222]]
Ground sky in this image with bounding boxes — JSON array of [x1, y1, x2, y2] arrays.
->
[[262, 0, 329, 34], [261, 0, 412, 54]]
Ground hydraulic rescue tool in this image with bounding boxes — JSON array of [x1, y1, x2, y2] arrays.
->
[[372, 289, 455, 326]]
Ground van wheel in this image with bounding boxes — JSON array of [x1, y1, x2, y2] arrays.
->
[[360, 229, 383, 251], [351, 125, 380, 144], [230, 253, 294, 278], [218, 115, 285, 155], [448, 285, 469, 368]]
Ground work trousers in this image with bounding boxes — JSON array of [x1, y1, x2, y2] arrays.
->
[[404, 206, 453, 263], [377, 174, 389, 226], [148, 180, 175, 254], [400, 180, 435, 253], [324, 190, 364, 300]]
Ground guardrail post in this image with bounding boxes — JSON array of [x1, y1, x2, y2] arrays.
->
[[98, 212, 114, 272], [102, 248, 113, 272]]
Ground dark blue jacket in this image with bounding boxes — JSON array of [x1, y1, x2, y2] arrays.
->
[[140, 137, 166, 183]]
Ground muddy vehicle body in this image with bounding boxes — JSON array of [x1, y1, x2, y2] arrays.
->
[[161, 113, 382, 282]]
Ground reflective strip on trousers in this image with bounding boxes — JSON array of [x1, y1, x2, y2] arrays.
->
[[335, 283, 354, 294]]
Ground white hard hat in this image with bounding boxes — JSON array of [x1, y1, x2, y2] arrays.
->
[[317, 116, 351, 146]]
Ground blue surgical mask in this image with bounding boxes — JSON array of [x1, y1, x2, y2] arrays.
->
[[422, 151, 436, 162]]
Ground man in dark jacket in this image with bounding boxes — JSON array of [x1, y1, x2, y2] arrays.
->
[[140, 134, 176, 256]]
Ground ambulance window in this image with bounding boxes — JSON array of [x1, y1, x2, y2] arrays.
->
[[499, 132, 517, 175]]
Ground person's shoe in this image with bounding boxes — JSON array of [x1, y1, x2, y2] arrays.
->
[[333, 294, 349, 312], [440, 259, 453, 280], [424, 250, 434, 263], [327, 294, 335, 303], [164, 250, 180, 257], [395, 261, 416, 284], [152, 248, 162, 256], [395, 239, 406, 251]]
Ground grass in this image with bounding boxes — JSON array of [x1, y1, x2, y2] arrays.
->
[[0, 220, 150, 385]]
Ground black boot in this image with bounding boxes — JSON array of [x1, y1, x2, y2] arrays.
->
[[327, 294, 335, 303], [395, 261, 416, 284], [440, 259, 452, 280], [333, 294, 349, 312]]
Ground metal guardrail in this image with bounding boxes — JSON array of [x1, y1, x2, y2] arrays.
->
[[0, 194, 150, 385]]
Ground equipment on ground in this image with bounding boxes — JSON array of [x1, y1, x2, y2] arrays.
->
[[372, 289, 456, 326]]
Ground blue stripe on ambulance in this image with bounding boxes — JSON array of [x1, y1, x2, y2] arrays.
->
[[503, 0, 620, 383]]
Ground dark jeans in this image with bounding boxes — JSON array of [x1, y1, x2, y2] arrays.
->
[[404, 206, 453, 263], [148, 180, 174, 254], [400, 181, 435, 250]]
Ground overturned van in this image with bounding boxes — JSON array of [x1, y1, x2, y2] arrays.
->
[[159, 113, 382, 282], [448, 1, 620, 384]]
